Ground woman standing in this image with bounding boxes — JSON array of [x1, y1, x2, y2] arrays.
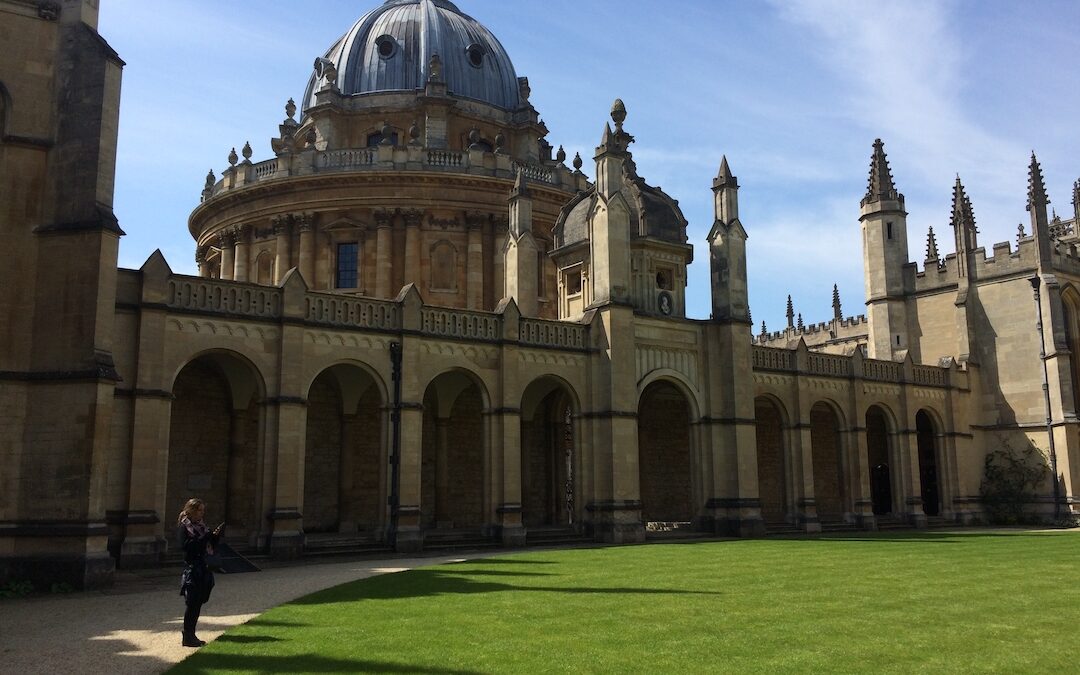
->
[[177, 498, 223, 648]]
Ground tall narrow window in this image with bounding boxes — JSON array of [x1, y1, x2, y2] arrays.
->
[[887, 222, 893, 240], [336, 242, 358, 289]]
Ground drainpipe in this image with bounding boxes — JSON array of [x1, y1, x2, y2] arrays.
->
[[1029, 276, 1061, 520], [388, 341, 403, 545]]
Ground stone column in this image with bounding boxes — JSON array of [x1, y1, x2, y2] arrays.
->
[[273, 216, 292, 284], [374, 209, 393, 298], [466, 212, 485, 309], [848, 427, 876, 529], [233, 225, 250, 282], [195, 248, 207, 278], [395, 404, 425, 552], [297, 213, 315, 287], [403, 209, 422, 289], [435, 417, 451, 527], [218, 231, 235, 281]]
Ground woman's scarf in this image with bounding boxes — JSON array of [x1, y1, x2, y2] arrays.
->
[[180, 515, 209, 540]]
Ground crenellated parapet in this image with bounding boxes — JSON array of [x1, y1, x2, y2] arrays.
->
[[752, 314, 868, 351]]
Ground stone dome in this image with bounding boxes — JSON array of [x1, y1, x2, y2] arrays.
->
[[303, 0, 522, 112]]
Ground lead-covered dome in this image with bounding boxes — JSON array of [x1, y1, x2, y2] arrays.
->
[[303, 0, 522, 112]]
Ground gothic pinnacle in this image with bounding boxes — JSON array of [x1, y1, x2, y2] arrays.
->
[[511, 168, 529, 198], [1027, 151, 1049, 211], [832, 284, 842, 320], [714, 155, 738, 189], [797, 313, 804, 331], [862, 138, 901, 207], [950, 175, 977, 237], [926, 226, 939, 261], [786, 295, 794, 328]]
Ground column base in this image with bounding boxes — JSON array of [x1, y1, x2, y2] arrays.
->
[[0, 521, 115, 590], [586, 500, 645, 544], [496, 503, 526, 547], [854, 512, 878, 531], [906, 512, 928, 529], [706, 498, 766, 538], [268, 508, 304, 559], [118, 536, 167, 568]]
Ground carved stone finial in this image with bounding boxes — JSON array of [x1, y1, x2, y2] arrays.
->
[[242, 141, 253, 161], [572, 152, 583, 172], [1027, 151, 1049, 211], [285, 98, 297, 121], [760, 321, 767, 338], [409, 121, 421, 146], [797, 313, 804, 331], [610, 98, 627, 131], [518, 76, 531, 102], [786, 294, 794, 328], [556, 145, 566, 163], [380, 122, 394, 146], [495, 133, 505, 154], [832, 284, 842, 320], [228, 147, 238, 167], [428, 53, 443, 81], [204, 169, 216, 190], [1017, 223, 1026, 245], [926, 226, 940, 261]]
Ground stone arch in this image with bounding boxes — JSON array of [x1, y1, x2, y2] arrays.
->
[[254, 250, 275, 285], [809, 399, 847, 522], [429, 240, 458, 291], [166, 350, 267, 544], [520, 375, 581, 528], [865, 403, 899, 516], [303, 362, 387, 534], [915, 409, 943, 518], [1060, 284, 1080, 413], [421, 368, 491, 529], [637, 368, 703, 422], [754, 394, 790, 524], [637, 378, 696, 525]]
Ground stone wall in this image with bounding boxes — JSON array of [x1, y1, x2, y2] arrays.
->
[[810, 404, 844, 519], [305, 376, 342, 532], [755, 399, 786, 523]]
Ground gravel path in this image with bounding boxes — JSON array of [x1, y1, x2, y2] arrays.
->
[[0, 552, 494, 674]]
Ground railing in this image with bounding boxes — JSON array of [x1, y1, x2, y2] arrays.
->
[[752, 346, 795, 371], [253, 159, 278, 179], [318, 149, 376, 169], [426, 150, 465, 168], [519, 318, 586, 349], [864, 358, 902, 382], [306, 294, 400, 330], [807, 352, 850, 378], [420, 307, 500, 340], [912, 364, 948, 387], [512, 160, 553, 183], [167, 278, 282, 318]]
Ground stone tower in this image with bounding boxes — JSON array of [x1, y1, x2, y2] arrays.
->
[[708, 156, 748, 321], [502, 170, 539, 317], [0, 0, 124, 589], [860, 139, 910, 360]]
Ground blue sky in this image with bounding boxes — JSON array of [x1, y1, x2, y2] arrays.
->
[[100, 0, 1080, 331]]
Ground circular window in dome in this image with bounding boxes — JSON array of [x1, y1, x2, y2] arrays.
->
[[375, 35, 397, 60], [466, 43, 485, 68]]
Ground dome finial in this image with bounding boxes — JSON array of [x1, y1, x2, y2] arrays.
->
[[610, 98, 627, 131], [228, 147, 238, 167], [285, 98, 296, 121], [572, 152, 583, 172]]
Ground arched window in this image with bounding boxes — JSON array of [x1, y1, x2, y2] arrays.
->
[[430, 241, 457, 291], [255, 251, 274, 285]]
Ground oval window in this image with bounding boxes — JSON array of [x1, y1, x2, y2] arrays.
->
[[375, 35, 396, 59], [466, 43, 484, 68]]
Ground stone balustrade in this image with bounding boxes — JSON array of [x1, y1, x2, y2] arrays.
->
[[519, 317, 586, 349], [752, 345, 953, 387], [204, 144, 586, 199], [167, 277, 282, 318], [305, 293, 400, 330]]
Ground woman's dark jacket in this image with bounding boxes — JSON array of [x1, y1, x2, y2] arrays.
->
[[178, 524, 219, 603]]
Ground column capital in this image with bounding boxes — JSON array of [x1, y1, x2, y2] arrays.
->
[[402, 208, 424, 228]]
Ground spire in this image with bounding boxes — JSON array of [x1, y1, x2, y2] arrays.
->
[[714, 155, 738, 189], [510, 168, 529, 199], [832, 284, 842, 320], [600, 122, 614, 149], [760, 320, 767, 338], [797, 313, 804, 331], [950, 175, 978, 250], [862, 138, 902, 207], [926, 226, 939, 262], [786, 295, 794, 328], [1027, 152, 1049, 211]]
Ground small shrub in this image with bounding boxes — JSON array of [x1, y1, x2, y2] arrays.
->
[[0, 580, 35, 599], [980, 438, 1049, 525]]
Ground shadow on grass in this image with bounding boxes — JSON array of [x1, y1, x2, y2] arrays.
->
[[756, 530, 1074, 544], [215, 634, 284, 644], [172, 652, 484, 674], [291, 568, 719, 605]]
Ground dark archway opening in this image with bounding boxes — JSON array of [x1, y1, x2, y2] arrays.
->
[[916, 410, 941, 517], [638, 381, 693, 524], [866, 406, 892, 516], [755, 397, 787, 524], [810, 402, 845, 521]]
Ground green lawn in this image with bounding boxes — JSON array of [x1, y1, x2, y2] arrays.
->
[[172, 531, 1078, 674]]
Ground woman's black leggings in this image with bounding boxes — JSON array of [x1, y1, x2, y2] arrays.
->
[[183, 595, 203, 635]]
